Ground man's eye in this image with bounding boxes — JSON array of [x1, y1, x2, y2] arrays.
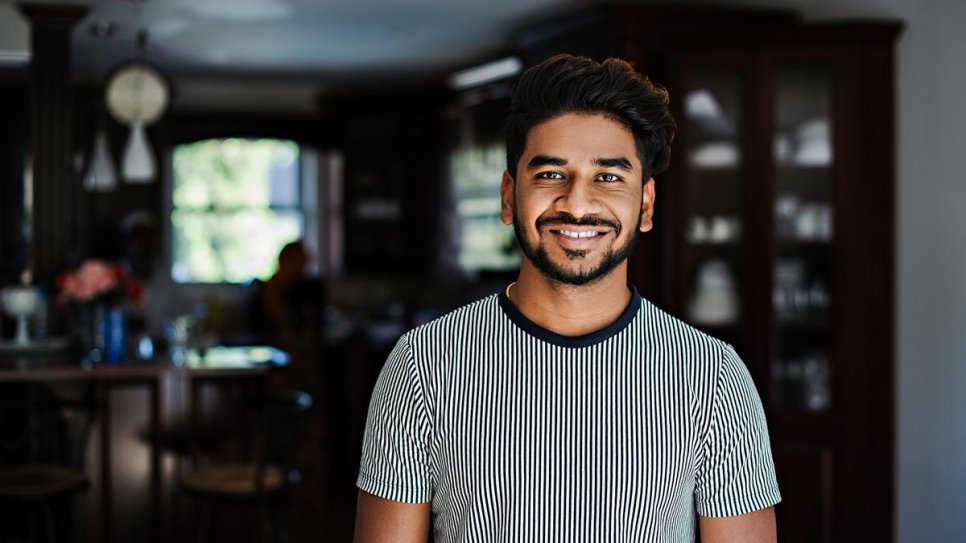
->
[[598, 173, 621, 182], [536, 171, 565, 180]]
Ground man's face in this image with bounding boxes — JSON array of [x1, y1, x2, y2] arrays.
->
[[500, 112, 656, 286]]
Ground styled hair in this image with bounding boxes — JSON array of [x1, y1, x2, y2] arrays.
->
[[504, 54, 676, 181]]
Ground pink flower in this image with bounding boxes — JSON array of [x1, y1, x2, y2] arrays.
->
[[58, 259, 122, 303]]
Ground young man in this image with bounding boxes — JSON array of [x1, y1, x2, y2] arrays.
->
[[355, 54, 781, 542]]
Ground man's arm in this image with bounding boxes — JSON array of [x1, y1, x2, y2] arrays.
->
[[354, 490, 431, 543], [698, 507, 777, 543]]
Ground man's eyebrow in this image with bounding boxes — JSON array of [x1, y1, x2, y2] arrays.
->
[[595, 157, 633, 170], [526, 155, 567, 169]]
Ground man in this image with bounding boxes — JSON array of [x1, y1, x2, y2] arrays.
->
[[355, 54, 780, 542]]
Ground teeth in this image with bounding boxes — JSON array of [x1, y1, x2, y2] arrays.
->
[[558, 230, 600, 239]]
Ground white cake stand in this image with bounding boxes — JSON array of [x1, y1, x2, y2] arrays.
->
[[1, 285, 40, 345]]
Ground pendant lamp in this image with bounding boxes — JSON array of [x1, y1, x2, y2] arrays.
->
[[83, 131, 118, 192], [122, 119, 155, 182]]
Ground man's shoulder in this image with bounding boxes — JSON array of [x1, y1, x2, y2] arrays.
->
[[404, 292, 501, 341], [635, 296, 733, 355]]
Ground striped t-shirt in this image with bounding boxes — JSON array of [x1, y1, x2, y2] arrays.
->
[[358, 287, 781, 542]]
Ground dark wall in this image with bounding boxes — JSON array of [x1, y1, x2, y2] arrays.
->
[[0, 80, 28, 285]]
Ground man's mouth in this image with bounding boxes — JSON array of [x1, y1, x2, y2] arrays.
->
[[536, 213, 620, 234], [550, 229, 605, 239]]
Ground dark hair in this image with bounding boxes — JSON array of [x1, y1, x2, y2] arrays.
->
[[278, 240, 306, 264], [505, 54, 676, 181]]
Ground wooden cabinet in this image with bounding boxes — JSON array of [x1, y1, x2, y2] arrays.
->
[[668, 42, 898, 542], [332, 97, 447, 274], [515, 6, 900, 541]]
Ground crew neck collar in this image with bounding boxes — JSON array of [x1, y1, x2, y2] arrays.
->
[[498, 284, 641, 348]]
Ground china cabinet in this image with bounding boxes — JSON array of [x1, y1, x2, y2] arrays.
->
[[333, 97, 446, 274], [514, 5, 900, 541]]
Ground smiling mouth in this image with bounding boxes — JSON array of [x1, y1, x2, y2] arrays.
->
[[550, 229, 605, 239]]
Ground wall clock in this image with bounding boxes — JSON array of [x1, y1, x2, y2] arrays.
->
[[105, 62, 170, 125]]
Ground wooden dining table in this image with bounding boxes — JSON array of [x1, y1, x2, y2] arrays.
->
[[0, 345, 288, 543]]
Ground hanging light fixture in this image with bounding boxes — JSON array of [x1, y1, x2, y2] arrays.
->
[[83, 131, 118, 191], [104, 10, 170, 183], [82, 20, 118, 192], [121, 118, 154, 181]]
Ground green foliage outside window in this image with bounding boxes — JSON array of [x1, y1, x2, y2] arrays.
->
[[171, 139, 303, 283], [451, 142, 519, 272]]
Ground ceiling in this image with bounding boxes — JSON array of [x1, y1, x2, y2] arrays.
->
[[0, 0, 889, 113], [0, 0, 606, 112]]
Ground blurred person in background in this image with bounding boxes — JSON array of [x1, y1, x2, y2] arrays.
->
[[247, 240, 327, 506], [248, 240, 324, 343]]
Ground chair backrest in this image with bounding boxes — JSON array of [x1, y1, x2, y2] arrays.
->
[[252, 389, 312, 492], [0, 382, 96, 469]]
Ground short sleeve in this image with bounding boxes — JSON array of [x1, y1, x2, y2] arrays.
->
[[356, 335, 433, 503], [695, 346, 782, 517]]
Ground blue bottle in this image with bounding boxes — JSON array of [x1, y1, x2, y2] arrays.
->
[[103, 307, 126, 365]]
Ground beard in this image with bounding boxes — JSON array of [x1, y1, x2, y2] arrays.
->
[[512, 207, 641, 286]]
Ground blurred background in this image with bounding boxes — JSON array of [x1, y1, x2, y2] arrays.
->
[[0, 0, 961, 541]]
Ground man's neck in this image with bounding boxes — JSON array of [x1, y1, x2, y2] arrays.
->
[[509, 264, 633, 337]]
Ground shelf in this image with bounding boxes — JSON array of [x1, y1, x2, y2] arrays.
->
[[776, 239, 832, 248], [775, 242, 834, 264], [775, 319, 832, 332], [775, 164, 833, 174], [775, 168, 833, 202], [685, 239, 742, 247]]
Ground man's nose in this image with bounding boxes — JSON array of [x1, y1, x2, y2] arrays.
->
[[555, 178, 601, 217]]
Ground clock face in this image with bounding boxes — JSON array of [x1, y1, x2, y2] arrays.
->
[[105, 63, 170, 125]]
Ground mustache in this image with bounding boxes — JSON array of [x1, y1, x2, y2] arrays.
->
[[536, 212, 620, 231]]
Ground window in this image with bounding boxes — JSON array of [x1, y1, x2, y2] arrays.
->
[[450, 142, 519, 273], [170, 138, 307, 284]]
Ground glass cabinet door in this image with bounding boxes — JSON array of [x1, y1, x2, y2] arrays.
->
[[680, 70, 744, 345], [771, 65, 834, 412]]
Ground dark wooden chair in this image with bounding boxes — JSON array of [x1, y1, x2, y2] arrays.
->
[[0, 383, 96, 543], [178, 389, 313, 542]]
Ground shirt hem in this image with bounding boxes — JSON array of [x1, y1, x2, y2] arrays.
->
[[695, 490, 783, 518], [356, 472, 432, 504]]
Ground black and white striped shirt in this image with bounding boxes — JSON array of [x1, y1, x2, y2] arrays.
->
[[358, 287, 781, 542]]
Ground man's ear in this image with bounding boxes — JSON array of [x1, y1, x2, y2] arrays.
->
[[640, 178, 656, 233], [500, 171, 514, 225]]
